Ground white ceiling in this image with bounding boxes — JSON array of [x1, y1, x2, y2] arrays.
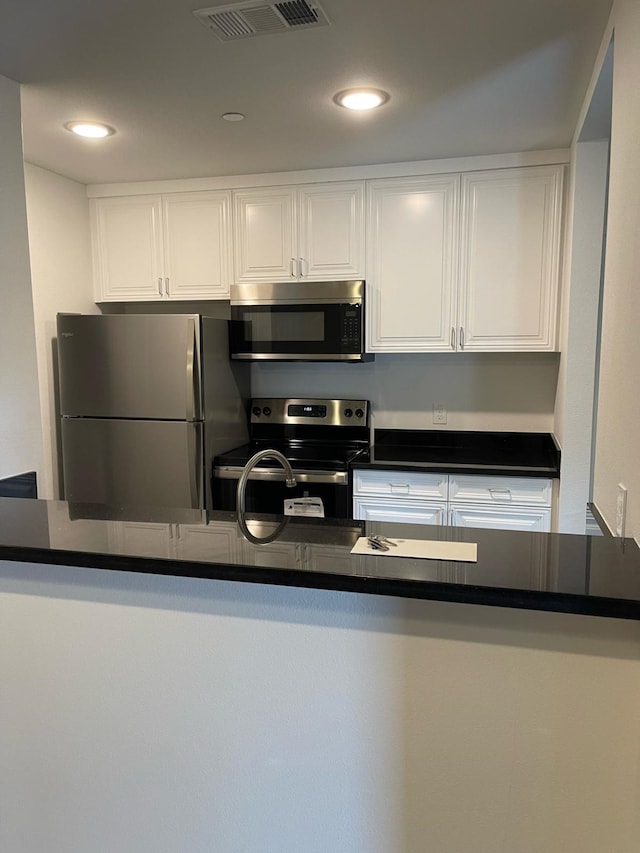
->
[[1, 0, 612, 186]]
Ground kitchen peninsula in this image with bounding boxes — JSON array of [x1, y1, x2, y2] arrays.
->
[[3, 495, 640, 853], [1, 495, 640, 621]]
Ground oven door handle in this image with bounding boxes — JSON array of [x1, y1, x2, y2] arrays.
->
[[214, 466, 348, 485]]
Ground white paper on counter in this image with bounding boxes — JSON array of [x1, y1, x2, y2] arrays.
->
[[351, 537, 477, 563]]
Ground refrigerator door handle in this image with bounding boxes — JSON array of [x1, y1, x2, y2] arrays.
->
[[186, 317, 202, 421], [189, 424, 203, 508]]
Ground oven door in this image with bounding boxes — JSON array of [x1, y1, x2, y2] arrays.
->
[[213, 467, 351, 519], [229, 302, 366, 361]]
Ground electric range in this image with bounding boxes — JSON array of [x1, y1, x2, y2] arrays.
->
[[212, 398, 370, 519]]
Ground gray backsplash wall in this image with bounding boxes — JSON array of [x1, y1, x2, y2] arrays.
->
[[109, 303, 559, 434], [251, 352, 560, 433]]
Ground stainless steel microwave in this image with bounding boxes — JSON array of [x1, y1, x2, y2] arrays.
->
[[229, 280, 373, 362]]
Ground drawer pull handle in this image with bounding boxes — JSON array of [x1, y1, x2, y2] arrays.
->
[[489, 488, 512, 498], [390, 483, 410, 494]]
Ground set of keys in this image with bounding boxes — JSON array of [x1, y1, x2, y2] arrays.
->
[[366, 535, 397, 552]]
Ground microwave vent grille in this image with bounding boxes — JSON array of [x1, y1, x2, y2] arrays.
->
[[193, 0, 330, 41]]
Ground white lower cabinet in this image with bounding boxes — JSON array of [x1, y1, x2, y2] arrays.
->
[[448, 504, 552, 532], [353, 498, 447, 526], [353, 470, 553, 532], [301, 543, 355, 573], [240, 539, 299, 569], [175, 522, 239, 562], [108, 520, 239, 561], [109, 522, 176, 558]]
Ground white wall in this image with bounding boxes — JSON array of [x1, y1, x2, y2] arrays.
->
[[24, 163, 95, 499], [578, 0, 640, 540], [1, 561, 639, 853], [252, 352, 559, 432], [0, 77, 43, 484]]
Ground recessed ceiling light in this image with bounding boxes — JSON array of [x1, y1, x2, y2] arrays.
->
[[333, 88, 390, 111], [64, 121, 115, 138], [222, 112, 245, 122]]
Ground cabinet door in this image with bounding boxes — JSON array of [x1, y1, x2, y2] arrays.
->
[[92, 196, 164, 301], [233, 187, 296, 282], [175, 522, 239, 563], [297, 182, 365, 280], [367, 175, 459, 351], [458, 166, 563, 351], [240, 539, 299, 568], [449, 504, 551, 532], [448, 475, 552, 507], [353, 498, 446, 526], [303, 543, 355, 573], [353, 469, 448, 500], [162, 191, 232, 300], [108, 521, 175, 557]]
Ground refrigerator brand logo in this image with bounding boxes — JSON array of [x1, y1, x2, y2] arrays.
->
[[60, 332, 74, 337]]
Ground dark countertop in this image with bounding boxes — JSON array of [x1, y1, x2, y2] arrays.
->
[[354, 429, 561, 477], [1, 496, 640, 620]]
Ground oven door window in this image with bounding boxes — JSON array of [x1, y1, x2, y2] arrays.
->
[[230, 304, 360, 356], [212, 477, 350, 520]]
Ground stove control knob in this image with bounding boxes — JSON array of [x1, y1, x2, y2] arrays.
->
[[344, 408, 353, 418], [252, 406, 262, 417], [263, 406, 272, 416], [355, 408, 364, 419]]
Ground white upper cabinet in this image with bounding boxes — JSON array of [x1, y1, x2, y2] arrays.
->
[[233, 187, 296, 282], [162, 192, 232, 300], [92, 191, 232, 302], [458, 166, 563, 351], [92, 195, 163, 301], [233, 182, 365, 283], [366, 165, 564, 353], [366, 175, 460, 351], [297, 183, 364, 280]]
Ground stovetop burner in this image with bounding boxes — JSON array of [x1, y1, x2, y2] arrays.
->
[[217, 440, 369, 472], [214, 397, 371, 473]]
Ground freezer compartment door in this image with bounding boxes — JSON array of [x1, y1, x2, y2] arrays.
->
[[61, 419, 203, 509], [57, 313, 202, 420]]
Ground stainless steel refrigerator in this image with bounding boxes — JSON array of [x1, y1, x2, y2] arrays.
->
[[57, 313, 249, 509]]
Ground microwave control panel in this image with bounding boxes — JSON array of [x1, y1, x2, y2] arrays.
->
[[340, 304, 361, 350]]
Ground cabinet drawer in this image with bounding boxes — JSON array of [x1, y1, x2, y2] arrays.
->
[[353, 497, 446, 526], [448, 476, 552, 506], [449, 504, 552, 532], [352, 469, 448, 500]]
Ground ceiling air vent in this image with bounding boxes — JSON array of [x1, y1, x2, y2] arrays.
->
[[193, 0, 330, 41]]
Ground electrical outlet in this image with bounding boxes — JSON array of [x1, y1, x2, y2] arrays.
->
[[433, 403, 447, 424], [616, 483, 627, 537]]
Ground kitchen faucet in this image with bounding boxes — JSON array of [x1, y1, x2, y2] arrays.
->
[[236, 449, 297, 544]]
